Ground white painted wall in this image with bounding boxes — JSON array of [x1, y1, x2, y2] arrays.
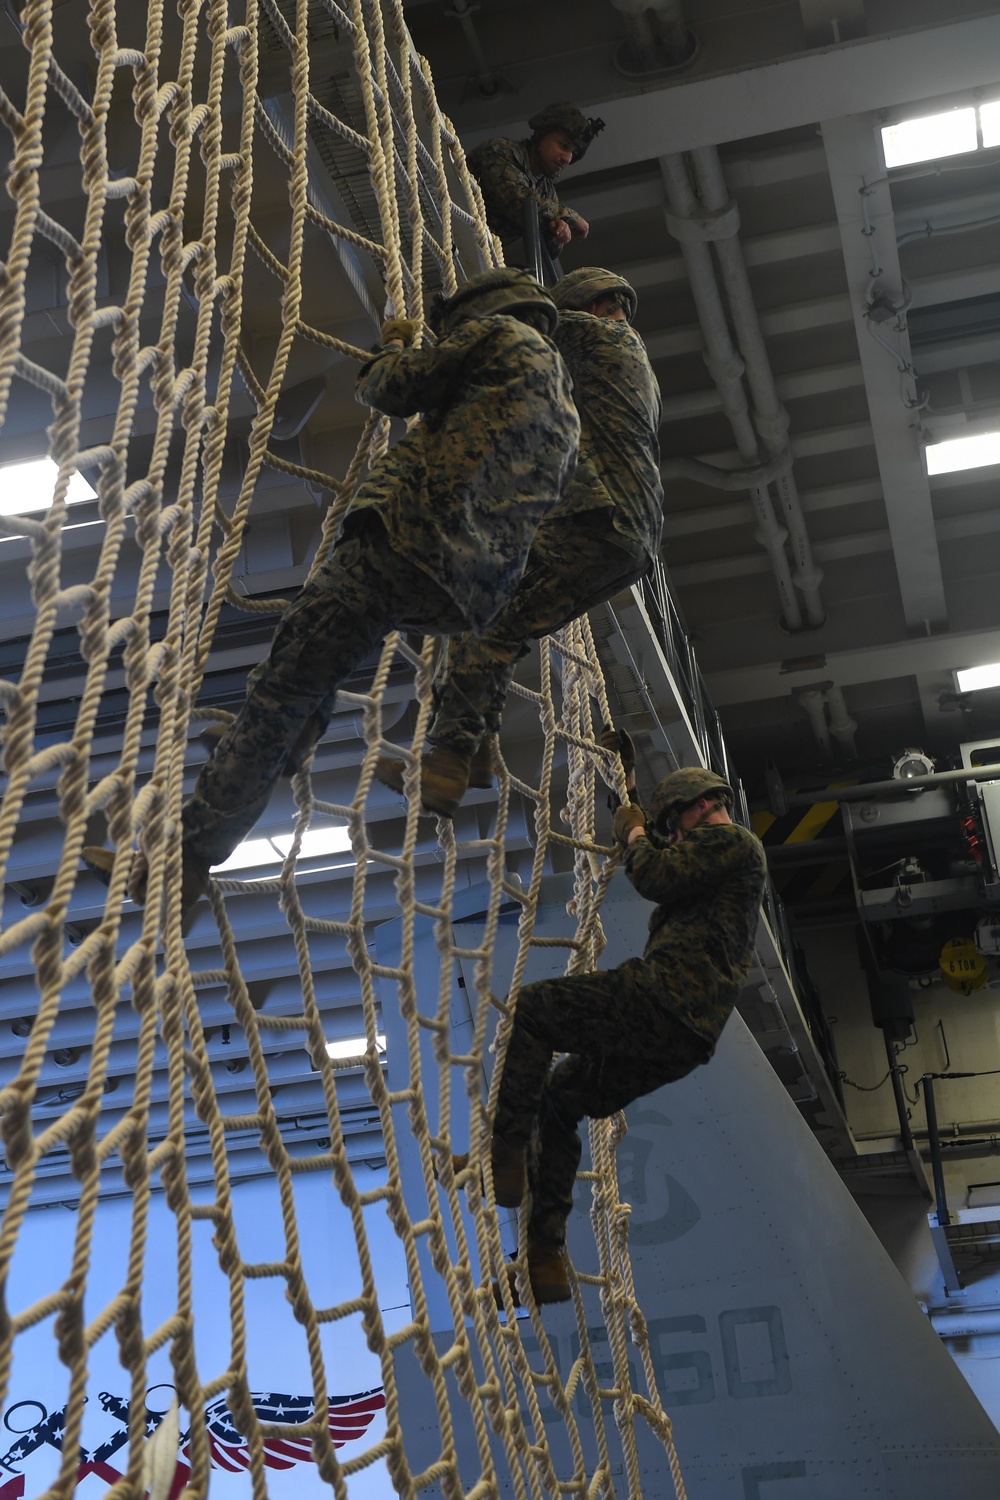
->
[[802, 925, 1000, 1432]]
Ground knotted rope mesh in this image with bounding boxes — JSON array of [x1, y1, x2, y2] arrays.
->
[[0, 0, 687, 1495]]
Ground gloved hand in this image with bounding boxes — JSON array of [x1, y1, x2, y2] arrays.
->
[[380, 317, 420, 347], [601, 724, 636, 777], [612, 801, 646, 847]]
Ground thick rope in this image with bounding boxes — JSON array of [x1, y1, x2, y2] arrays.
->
[[0, 1, 687, 1496]]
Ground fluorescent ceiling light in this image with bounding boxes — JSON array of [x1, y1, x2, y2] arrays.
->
[[271, 827, 352, 860], [925, 430, 1000, 475], [881, 107, 977, 170], [0, 456, 97, 516], [325, 1033, 386, 1061], [956, 663, 1000, 693], [211, 837, 280, 873], [980, 101, 1000, 149], [210, 823, 352, 872]]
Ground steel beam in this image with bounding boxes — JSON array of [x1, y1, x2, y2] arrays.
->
[[659, 359, 863, 422], [706, 622, 1000, 706], [664, 479, 884, 537], [799, 0, 866, 47], [822, 113, 947, 631], [463, 13, 1000, 165]]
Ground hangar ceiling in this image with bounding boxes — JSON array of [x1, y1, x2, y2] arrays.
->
[[404, 0, 1000, 785]]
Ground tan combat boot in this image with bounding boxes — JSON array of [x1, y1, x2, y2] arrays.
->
[[468, 737, 496, 789], [439, 1135, 525, 1206], [81, 844, 211, 918], [493, 1243, 572, 1309], [126, 847, 212, 915], [374, 743, 473, 818], [490, 1134, 527, 1208]]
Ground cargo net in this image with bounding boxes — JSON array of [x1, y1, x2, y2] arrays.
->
[[0, 0, 687, 1497]]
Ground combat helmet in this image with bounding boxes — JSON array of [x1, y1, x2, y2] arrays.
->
[[527, 102, 606, 162], [649, 767, 733, 833], [551, 266, 638, 323], [429, 267, 557, 338]]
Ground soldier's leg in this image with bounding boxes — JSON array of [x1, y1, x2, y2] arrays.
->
[[429, 513, 646, 756], [492, 958, 670, 1147], [183, 518, 465, 871], [527, 1023, 711, 1250]]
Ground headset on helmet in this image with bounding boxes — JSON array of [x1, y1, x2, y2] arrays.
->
[[649, 767, 733, 834], [428, 267, 558, 338], [527, 102, 606, 163], [551, 267, 638, 323]]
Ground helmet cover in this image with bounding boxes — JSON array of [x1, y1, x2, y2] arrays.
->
[[429, 267, 557, 338], [551, 266, 638, 322], [649, 767, 733, 832], [527, 102, 606, 162]]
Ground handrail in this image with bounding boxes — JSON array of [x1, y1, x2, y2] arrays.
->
[[521, 198, 561, 286]]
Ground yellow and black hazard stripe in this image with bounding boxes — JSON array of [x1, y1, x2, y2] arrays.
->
[[754, 782, 855, 909]]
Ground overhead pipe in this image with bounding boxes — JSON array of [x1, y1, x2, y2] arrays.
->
[[444, 1, 501, 97], [661, 450, 791, 491], [791, 681, 856, 760], [825, 683, 858, 759], [930, 1307, 1000, 1339], [789, 760, 1000, 807], [688, 147, 826, 627], [795, 685, 834, 760], [659, 154, 803, 631], [610, 0, 697, 74]]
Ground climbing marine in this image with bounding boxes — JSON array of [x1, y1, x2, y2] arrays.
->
[[83, 268, 580, 912], [376, 266, 663, 818], [478, 763, 766, 1309]]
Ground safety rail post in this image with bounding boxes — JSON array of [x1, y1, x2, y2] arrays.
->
[[521, 198, 561, 286], [923, 1074, 951, 1227], [884, 1034, 915, 1154]]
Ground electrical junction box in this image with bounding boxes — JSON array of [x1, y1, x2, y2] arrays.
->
[[962, 738, 1000, 887], [976, 918, 1000, 956]]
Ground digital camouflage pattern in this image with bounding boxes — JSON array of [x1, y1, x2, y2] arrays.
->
[[352, 310, 579, 634], [623, 821, 766, 1042], [429, 510, 645, 755], [493, 818, 766, 1248], [551, 310, 663, 555], [526, 102, 604, 161], [181, 515, 468, 871], [466, 136, 582, 255], [550, 266, 637, 322], [181, 306, 578, 872], [429, 265, 557, 336], [648, 766, 734, 831], [494, 971, 711, 1248], [427, 307, 663, 755]]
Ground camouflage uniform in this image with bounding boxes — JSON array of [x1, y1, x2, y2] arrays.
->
[[349, 309, 578, 634], [467, 136, 583, 260], [428, 307, 663, 756], [493, 821, 766, 1249], [182, 292, 579, 873]]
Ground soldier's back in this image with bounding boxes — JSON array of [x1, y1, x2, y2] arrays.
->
[[350, 313, 580, 633], [554, 310, 664, 553]]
